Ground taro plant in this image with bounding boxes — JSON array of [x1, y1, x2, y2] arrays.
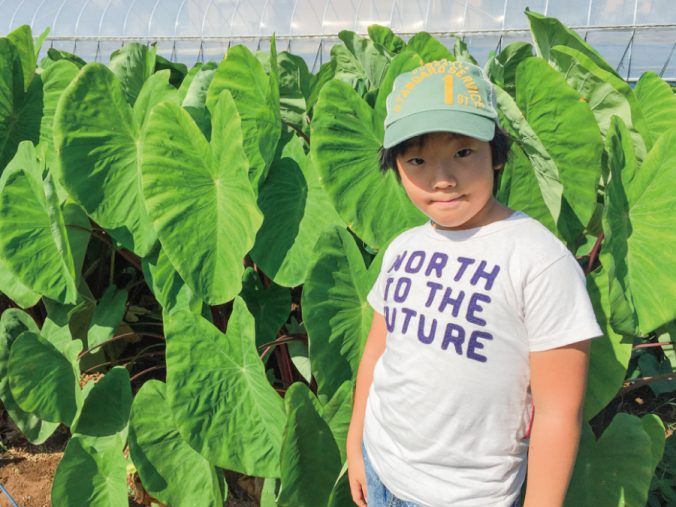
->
[[0, 9, 674, 507]]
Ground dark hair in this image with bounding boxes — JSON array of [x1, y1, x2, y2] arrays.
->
[[378, 127, 512, 187]]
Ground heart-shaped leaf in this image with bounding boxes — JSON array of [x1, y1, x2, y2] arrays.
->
[[0, 309, 58, 444], [166, 297, 284, 476], [250, 131, 344, 286], [52, 434, 127, 507], [71, 367, 131, 438], [54, 62, 161, 257], [0, 143, 79, 303], [128, 380, 225, 507], [311, 79, 425, 248], [565, 413, 665, 507], [8, 331, 82, 425], [141, 89, 262, 305], [206, 44, 281, 191]]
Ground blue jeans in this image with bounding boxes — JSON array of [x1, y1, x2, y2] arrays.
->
[[361, 443, 521, 507], [362, 442, 424, 506]]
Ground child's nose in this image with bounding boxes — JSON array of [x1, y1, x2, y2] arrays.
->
[[431, 163, 457, 189]]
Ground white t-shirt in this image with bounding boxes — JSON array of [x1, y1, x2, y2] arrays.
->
[[364, 210, 603, 507]]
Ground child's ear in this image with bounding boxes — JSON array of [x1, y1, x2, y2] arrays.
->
[[493, 163, 504, 171]]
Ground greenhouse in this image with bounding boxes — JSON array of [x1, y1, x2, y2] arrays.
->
[[3, 0, 676, 80], [1, 1, 675, 506]]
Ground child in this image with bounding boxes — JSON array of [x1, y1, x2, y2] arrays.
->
[[346, 60, 603, 507]]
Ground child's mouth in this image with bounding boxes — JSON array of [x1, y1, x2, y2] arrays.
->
[[431, 195, 464, 206]]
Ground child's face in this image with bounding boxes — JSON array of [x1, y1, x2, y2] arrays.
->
[[395, 132, 503, 231]]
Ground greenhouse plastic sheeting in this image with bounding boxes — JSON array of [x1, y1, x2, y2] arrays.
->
[[3, 0, 675, 79]]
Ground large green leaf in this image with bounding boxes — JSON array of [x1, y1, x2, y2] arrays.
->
[[38, 59, 80, 174], [405, 32, 454, 62], [0, 309, 58, 444], [302, 227, 376, 398], [600, 117, 639, 336], [486, 42, 533, 98], [525, 9, 617, 76], [108, 42, 156, 106], [278, 382, 342, 507], [633, 71, 676, 143], [311, 79, 425, 248], [602, 119, 676, 334], [583, 268, 633, 420], [53, 62, 158, 257], [0, 37, 41, 171], [44, 48, 87, 69], [496, 143, 557, 232], [8, 331, 82, 425], [166, 297, 285, 476], [274, 51, 311, 134], [321, 381, 354, 463], [367, 25, 405, 55], [128, 380, 225, 507], [141, 90, 262, 305], [240, 267, 290, 348], [549, 45, 652, 160], [206, 44, 281, 191], [71, 367, 131, 437], [0, 143, 79, 303], [514, 57, 602, 245], [495, 86, 564, 235], [332, 30, 392, 93], [250, 132, 344, 286], [6, 25, 36, 92], [52, 434, 127, 507], [565, 414, 665, 507]]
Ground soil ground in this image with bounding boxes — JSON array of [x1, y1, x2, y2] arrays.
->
[[0, 415, 258, 507]]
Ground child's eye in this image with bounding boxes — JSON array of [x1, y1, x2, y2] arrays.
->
[[455, 148, 473, 158], [407, 157, 424, 166]]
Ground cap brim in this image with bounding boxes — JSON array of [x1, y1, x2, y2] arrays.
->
[[383, 109, 496, 148]]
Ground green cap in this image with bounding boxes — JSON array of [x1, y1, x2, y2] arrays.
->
[[383, 59, 499, 148]]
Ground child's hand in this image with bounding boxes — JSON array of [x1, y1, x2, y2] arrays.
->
[[347, 446, 368, 507]]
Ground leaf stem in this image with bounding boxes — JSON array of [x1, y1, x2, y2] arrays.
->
[[620, 372, 676, 395], [130, 365, 166, 383], [585, 231, 605, 275], [77, 331, 165, 359]]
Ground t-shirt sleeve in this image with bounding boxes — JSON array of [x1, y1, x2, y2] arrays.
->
[[367, 265, 387, 315], [523, 252, 603, 352]]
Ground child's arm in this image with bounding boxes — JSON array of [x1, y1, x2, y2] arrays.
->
[[346, 311, 387, 507], [522, 339, 591, 507], [347, 311, 388, 449]]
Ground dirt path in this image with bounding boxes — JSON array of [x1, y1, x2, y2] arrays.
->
[[0, 447, 63, 507]]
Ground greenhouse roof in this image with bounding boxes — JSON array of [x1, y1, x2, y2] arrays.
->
[[3, 0, 676, 81]]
